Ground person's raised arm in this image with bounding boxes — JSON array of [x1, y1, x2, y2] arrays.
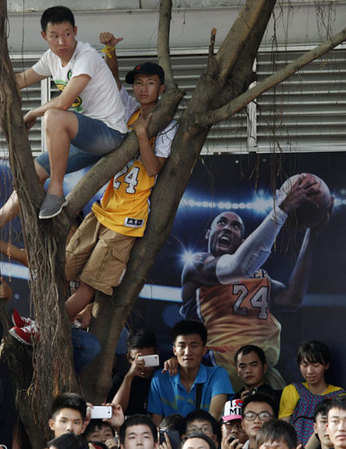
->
[[111, 354, 146, 413], [184, 175, 321, 288], [131, 109, 166, 176], [99, 32, 123, 90]]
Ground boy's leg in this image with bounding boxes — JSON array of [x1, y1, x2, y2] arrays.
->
[[0, 160, 49, 228], [39, 110, 126, 219], [77, 226, 135, 296], [65, 281, 95, 321]]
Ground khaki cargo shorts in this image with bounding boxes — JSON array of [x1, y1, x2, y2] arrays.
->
[[65, 212, 136, 295]]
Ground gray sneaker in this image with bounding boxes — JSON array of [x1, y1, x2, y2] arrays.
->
[[39, 193, 67, 219]]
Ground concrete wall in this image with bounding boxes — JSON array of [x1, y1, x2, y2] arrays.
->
[[7, 1, 346, 55]]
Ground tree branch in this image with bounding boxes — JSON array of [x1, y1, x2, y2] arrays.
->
[[195, 26, 346, 127], [66, 86, 183, 216], [216, 0, 276, 82], [157, 0, 175, 89]]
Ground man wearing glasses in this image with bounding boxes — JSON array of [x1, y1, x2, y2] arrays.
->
[[241, 393, 276, 449]]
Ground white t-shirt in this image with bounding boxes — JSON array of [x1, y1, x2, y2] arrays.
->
[[120, 86, 177, 158], [33, 41, 127, 133]]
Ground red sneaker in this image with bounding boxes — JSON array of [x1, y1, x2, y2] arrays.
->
[[11, 309, 34, 328], [9, 321, 39, 346]]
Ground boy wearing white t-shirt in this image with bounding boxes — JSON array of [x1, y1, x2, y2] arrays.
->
[[4, 6, 127, 220]]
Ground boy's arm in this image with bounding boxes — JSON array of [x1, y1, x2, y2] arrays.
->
[[23, 74, 90, 129], [15, 68, 46, 90], [132, 111, 166, 176], [99, 32, 123, 90]]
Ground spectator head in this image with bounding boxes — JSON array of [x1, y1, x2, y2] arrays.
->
[[241, 394, 275, 440], [235, 345, 267, 389], [84, 419, 115, 443], [127, 330, 158, 378], [327, 397, 346, 449], [172, 321, 208, 371], [119, 415, 158, 449], [125, 62, 165, 85], [41, 6, 75, 32], [221, 399, 248, 448], [297, 341, 330, 386], [48, 433, 88, 449], [313, 400, 333, 449], [184, 410, 221, 446], [160, 414, 186, 437], [181, 432, 217, 449], [49, 393, 87, 438], [256, 420, 298, 449]]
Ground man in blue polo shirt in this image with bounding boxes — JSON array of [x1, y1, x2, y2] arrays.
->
[[148, 320, 233, 425]]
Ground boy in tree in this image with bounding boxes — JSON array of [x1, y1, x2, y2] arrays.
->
[[10, 33, 177, 344]]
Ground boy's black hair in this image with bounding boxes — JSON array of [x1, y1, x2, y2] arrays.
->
[[128, 330, 157, 351], [242, 393, 275, 417], [84, 419, 115, 438], [48, 433, 88, 449], [256, 420, 297, 449], [50, 392, 87, 420], [181, 432, 216, 449], [172, 320, 207, 345], [313, 398, 333, 422], [41, 6, 75, 32], [119, 414, 158, 444], [234, 345, 267, 365], [297, 340, 331, 366], [326, 396, 346, 414], [185, 409, 221, 444], [160, 414, 186, 437]]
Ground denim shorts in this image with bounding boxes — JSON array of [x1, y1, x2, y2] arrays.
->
[[36, 111, 127, 175]]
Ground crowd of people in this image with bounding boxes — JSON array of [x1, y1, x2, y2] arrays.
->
[[0, 4, 345, 449], [26, 328, 346, 449]]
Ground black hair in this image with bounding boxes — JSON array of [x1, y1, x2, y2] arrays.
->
[[242, 393, 275, 417], [41, 6, 75, 32], [128, 330, 157, 351], [48, 433, 88, 449], [185, 410, 221, 445], [160, 414, 186, 437], [84, 419, 115, 438], [181, 432, 216, 449], [172, 320, 207, 345], [234, 345, 267, 365], [256, 420, 297, 449], [326, 396, 346, 415], [297, 340, 331, 366], [50, 392, 87, 420], [313, 398, 333, 422], [119, 414, 158, 444]]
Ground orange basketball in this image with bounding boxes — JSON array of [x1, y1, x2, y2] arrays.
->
[[280, 173, 332, 228]]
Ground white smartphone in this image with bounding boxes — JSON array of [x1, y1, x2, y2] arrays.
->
[[90, 405, 112, 419], [138, 354, 160, 367]]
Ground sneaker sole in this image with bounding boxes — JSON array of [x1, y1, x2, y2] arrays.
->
[[9, 328, 33, 346], [38, 199, 67, 220]]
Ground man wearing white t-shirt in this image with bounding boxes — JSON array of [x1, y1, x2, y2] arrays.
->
[[2, 6, 127, 220]]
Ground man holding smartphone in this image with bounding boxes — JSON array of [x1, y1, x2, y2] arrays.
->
[[109, 330, 158, 415]]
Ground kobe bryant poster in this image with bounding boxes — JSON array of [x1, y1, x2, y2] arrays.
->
[[137, 151, 346, 388]]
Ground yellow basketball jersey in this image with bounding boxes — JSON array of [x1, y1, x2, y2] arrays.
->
[[93, 110, 156, 237], [197, 271, 281, 383]]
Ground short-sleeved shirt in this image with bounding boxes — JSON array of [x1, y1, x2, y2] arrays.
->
[[33, 41, 127, 133], [148, 363, 233, 417], [279, 382, 343, 418]]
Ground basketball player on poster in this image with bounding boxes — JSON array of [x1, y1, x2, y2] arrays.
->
[[180, 174, 333, 390]]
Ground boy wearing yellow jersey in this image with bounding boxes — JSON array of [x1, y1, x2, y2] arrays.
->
[[9, 34, 177, 344], [62, 50, 176, 320]]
